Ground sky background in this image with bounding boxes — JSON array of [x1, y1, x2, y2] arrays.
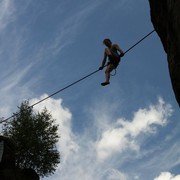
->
[[0, 0, 180, 180]]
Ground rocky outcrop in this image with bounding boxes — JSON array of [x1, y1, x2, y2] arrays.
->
[[0, 168, 39, 180], [0, 136, 39, 180], [0, 136, 16, 170], [149, 0, 180, 106]]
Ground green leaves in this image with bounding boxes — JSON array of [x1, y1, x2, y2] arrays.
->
[[3, 101, 60, 177]]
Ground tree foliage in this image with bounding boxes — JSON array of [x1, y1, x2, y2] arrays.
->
[[3, 101, 60, 177]]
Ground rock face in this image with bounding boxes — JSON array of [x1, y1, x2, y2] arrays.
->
[[0, 136, 39, 180], [0, 136, 16, 170], [149, 0, 180, 106]]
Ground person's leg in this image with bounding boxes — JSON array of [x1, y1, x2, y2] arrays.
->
[[101, 64, 114, 86], [105, 64, 114, 82]]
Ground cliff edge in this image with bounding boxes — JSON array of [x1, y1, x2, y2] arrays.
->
[[149, 0, 180, 106]]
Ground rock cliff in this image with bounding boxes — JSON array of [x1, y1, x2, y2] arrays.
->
[[149, 0, 180, 106], [0, 136, 39, 180]]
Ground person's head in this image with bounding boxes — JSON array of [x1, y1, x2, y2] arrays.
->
[[103, 38, 112, 47]]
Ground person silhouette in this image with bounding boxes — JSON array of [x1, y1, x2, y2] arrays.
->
[[99, 38, 124, 86]]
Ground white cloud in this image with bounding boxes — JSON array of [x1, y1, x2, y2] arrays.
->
[[0, 1, 178, 179], [28, 95, 174, 180], [95, 127, 139, 160], [31, 95, 129, 180], [154, 172, 180, 180], [95, 97, 173, 160], [30, 94, 79, 163], [120, 97, 172, 137]]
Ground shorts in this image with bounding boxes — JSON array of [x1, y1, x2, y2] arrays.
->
[[108, 55, 121, 68]]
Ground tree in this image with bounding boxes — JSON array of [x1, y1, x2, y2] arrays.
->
[[3, 100, 60, 177]]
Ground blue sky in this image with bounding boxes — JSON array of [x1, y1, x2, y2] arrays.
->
[[0, 0, 180, 180]]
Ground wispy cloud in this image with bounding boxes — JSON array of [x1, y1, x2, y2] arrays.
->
[[0, 1, 179, 180], [50, 1, 104, 56], [0, 6, 46, 122], [138, 140, 180, 175], [0, 0, 15, 31], [0, 0, 108, 119]]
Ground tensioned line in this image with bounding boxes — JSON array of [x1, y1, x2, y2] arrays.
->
[[0, 30, 155, 124]]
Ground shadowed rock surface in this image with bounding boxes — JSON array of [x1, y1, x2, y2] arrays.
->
[[149, 0, 180, 106], [0, 136, 39, 180]]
